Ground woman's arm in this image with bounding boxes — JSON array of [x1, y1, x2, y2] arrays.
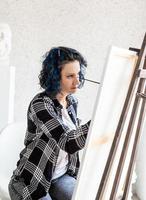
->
[[30, 97, 90, 154]]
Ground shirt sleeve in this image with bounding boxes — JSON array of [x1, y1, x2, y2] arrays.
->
[[30, 97, 90, 154]]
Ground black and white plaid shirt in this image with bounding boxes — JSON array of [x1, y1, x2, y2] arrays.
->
[[11, 91, 90, 199]]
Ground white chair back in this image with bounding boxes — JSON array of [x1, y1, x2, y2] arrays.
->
[[0, 122, 26, 199]]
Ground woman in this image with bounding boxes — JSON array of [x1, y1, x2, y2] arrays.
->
[[8, 47, 90, 200]]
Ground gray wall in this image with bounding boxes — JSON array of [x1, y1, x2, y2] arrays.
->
[[0, 0, 146, 198]]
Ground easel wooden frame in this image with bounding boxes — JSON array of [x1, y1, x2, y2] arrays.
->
[[96, 33, 146, 200]]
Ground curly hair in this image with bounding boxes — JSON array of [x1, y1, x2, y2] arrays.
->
[[39, 46, 87, 97]]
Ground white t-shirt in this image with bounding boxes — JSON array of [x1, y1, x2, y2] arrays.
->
[[52, 107, 76, 180]]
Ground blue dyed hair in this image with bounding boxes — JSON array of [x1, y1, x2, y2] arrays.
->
[[39, 46, 87, 97]]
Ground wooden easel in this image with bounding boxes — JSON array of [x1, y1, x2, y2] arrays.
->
[[96, 33, 146, 200]]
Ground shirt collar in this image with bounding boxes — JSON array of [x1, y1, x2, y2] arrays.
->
[[43, 91, 75, 109]]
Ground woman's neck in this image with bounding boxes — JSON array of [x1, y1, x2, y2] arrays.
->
[[56, 92, 68, 108]]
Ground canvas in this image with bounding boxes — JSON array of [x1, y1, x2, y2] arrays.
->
[[72, 46, 138, 200]]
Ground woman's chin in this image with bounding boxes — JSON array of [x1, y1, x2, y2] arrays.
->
[[71, 89, 77, 93]]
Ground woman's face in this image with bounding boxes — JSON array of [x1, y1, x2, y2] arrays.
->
[[60, 60, 80, 96]]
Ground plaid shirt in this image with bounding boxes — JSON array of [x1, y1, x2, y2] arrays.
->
[[11, 91, 90, 200]]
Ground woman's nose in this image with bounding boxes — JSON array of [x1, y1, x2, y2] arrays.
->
[[74, 77, 80, 85]]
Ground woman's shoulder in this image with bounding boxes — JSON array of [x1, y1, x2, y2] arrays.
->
[[29, 91, 52, 106], [29, 92, 78, 108], [31, 91, 45, 101]]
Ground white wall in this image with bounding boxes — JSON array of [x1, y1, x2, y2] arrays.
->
[[0, 0, 146, 122], [0, 0, 146, 198], [0, 64, 10, 130], [135, 120, 146, 200]]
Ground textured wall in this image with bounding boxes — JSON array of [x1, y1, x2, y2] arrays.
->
[[0, 0, 146, 198], [0, 0, 146, 121]]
